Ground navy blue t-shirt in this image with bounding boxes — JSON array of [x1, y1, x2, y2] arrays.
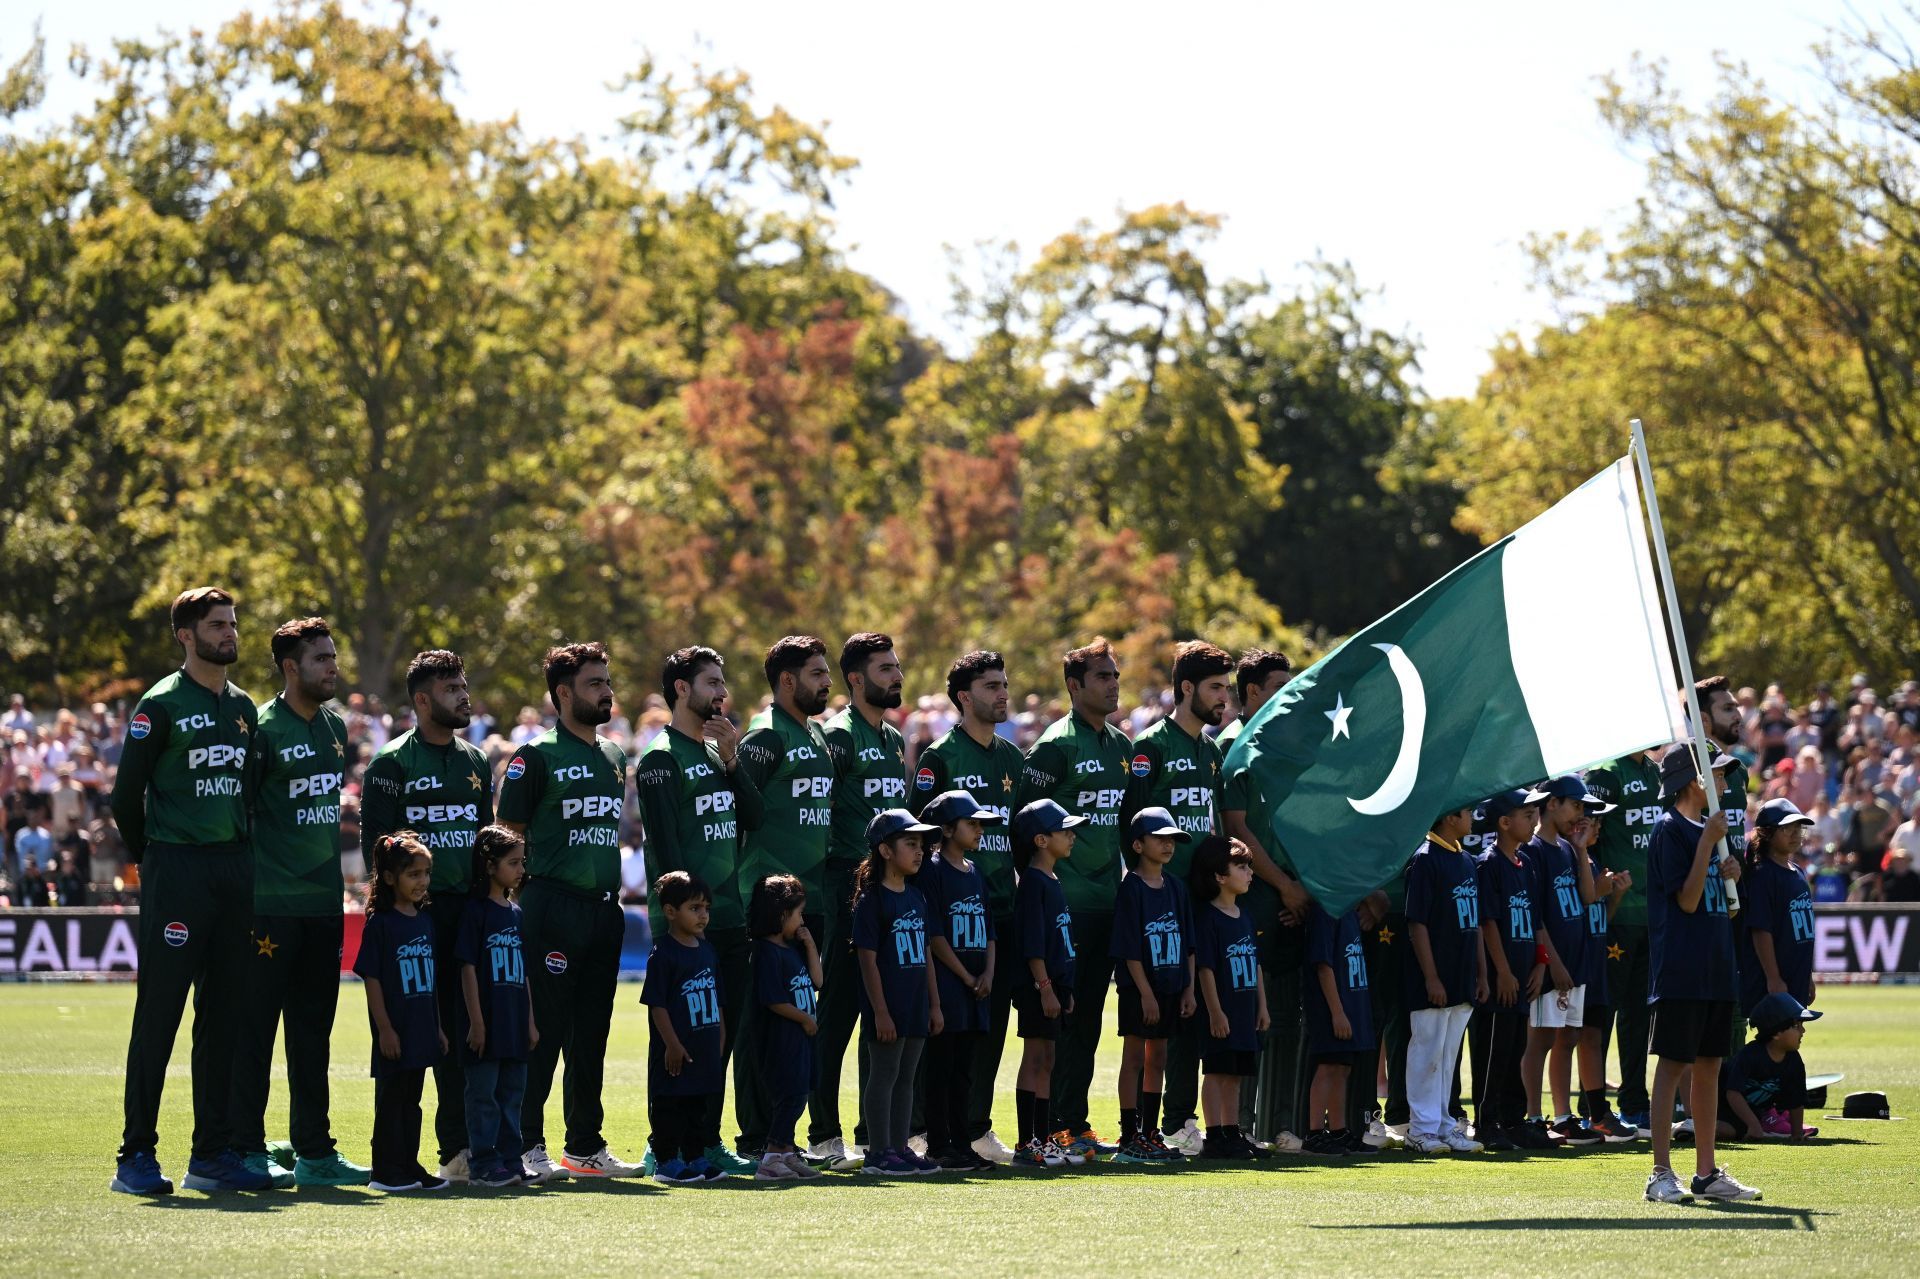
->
[[1110, 870, 1193, 997], [754, 937, 818, 1096], [1305, 904, 1375, 1055], [353, 908, 441, 1075], [1724, 1040, 1806, 1114], [1401, 842, 1481, 1008], [1647, 809, 1737, 1003], [1195, 901, 1261, 1053], [454, 896, 530, 1061], [1581, 851, 1612, 1005], [853, 882, 932, 1038], [1014, 866, 1076, 991], [641, 935, 725, 1096], [917, 852, 996, 1033], [1526, 835, 1589, 981], [1475, 848, 1537, 985], [1739, 858, 1816, 1013]]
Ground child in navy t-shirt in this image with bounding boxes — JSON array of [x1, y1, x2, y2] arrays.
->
[[1304, 901, 1374, 1155], [1189, 836, 1267, 1161], [641, 871, 728, 1184], [455, 826, 536, 1186], [918, 790, 1002, 1171], [1739, 801, 1819, 1015], [1109, 807, 1195, 1162], [852, 809, 942, 1176], [355, 834, 448, 1192], [1400, 809, 1484, 1153], [1010, 799, 1084, 1168], [748, 873, 824, 1182]]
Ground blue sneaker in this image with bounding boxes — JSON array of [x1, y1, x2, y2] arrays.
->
[[110, 1151, 172, 1195], [652, 1157, 691, 1185], [687, 1157, 728, 1183], [182, 1149, 273, 1192], [1620, 1110, 1650, 1131]]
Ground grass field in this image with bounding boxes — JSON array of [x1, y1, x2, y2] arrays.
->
[[0, 983, 1913, 1277]]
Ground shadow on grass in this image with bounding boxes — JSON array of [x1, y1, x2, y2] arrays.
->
[[1318, 1205, 1830, 1232]]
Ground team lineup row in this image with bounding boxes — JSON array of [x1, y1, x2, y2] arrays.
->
[[104, 587, 1800, 1201]]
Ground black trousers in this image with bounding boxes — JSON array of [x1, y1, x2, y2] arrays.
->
[[1608, 923, 1652, 1115], [1050, 911, 1113, 1133], [1365, 913, 1412, 1127], [120, 844, 253, 1160], [230, 911, 343, 1158], [519, 880, 623, 1158], [925, 1029, 979, 1154], [371, 1068, 426, 1183], [1472, 1003, 1528, 1129], [735, 914, 817, 1152], [808, 865, 869, 1145], [965, 917, 1018, 1140], [428, 894, 469, 1163], [1246, 920, 1310, 1140], [649, 1089, 723, 1164]]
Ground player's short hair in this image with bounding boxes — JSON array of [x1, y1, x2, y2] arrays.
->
[[1186, 834, 1252, 902], [169, 586, 234, 635], [655, 869, 711, 910], [946, 650, 1005, 709], [748, 873, 808, 939], [1063, 637, 1117, 688], [270, 617, 332, 671], [662, 646, 725, 709], [764, 635, 827, 690], [838, 632, 895, 681], [1171, 640, 1234, 700], [1695, 674, 1731, 701], [544, 641, 610, 702], [405, 650, 466, 701], [1234, 649, 1293, 704]]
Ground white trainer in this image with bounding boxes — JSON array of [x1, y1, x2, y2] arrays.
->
[[436, 1149, 471, 1185], [1364, 1116, 1399, 1149], [805, 1137, 864, 1172], [970, 1131, 1015, 1165], [780, 1151, 823, 1180], [1645, 1166, 1693, 1203], [1269, 1130, 1306, 1154], [1039, 1140, 1070, 1169], [907, 1132, 929, 1157], [1165, 1119, 1206, 1157], [755, 1153, 798, 1181], [521, 1144, 569, 1184], [1692, 1167, 1761, 1201], [561, 1146, 641, 1178], [1444, 1128, 1485, 1153], [1408, 1134, 1453, 1155]]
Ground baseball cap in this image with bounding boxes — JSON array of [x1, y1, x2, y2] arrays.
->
[[920, 790, 1002, 827], [1127, 806, 1191, 844], [1524, 775, 1604, 806], [1755, 798, 1816, 830], [1749, 991, 1822, 1038], [1483, 789, 1537, 820], [1658, 743, 1735, 801], [865, 808, 938, 847], [1011, 798, 1087, 849]]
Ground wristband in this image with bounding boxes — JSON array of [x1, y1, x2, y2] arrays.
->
[[1535, 942, 1550, 967], [1036, 978, 1052, 988]]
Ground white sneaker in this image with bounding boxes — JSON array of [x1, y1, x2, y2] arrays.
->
[[970, 1131, 1015, 1165], [1269, 1130, 1306, 1154], [780, 1151, 822, 1180], [1692, 1167, 1761, 1201], [907, 1132, 929, 1157], [1363, 1116, 1399, 1149], [1408, 1134, 1453, 1155], [1164, 1119, 1206, 1157], [521, 1144, 569, 1184], [1645, 1166, 1693, 1203], [805, 1137, 863, 1172], [1039, 1140, 1071, 1168], [1444, 1129, 1484, 1153], [561, 1146, 640, 1178], [1384, 1121, 1410, 1143], [755, 1152, 798, 1181], [435, 1149, 471, 1185]]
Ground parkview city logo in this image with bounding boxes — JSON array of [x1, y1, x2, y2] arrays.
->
[[162, 921, 188, 947], [506, 756, 527, 781], [128, 713, 151, 740], [544, 950, 568, 975], [1130, 754, 1151, 778]]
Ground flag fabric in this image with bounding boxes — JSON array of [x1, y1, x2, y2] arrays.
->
[[1224, 457, 1685, 915]]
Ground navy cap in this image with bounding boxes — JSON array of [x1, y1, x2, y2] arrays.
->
[[1755, 798, 1816, 830], [1750, 991, 1822, 1037], [1011, 798, 1087, 849], [1484, 789, 1537, 820], [865, 808, 938, 847], [920, 790, 1002, 828], [1128, 806, 1191, 844], [1524, 775, 1604, 806], [1658, 743, 1735, 800]]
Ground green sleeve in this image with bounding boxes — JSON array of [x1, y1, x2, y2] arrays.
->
[[477, 753, 496, 828], [730, 752, 765, 832], [736, 727, 783, 795], [245, 719, 270, 825], [108, 699, 167, 862], [1119, 736, 1163, 832], [496, 745, 546, 825], [361, 751, 405, 854], [633, 754, 684, 877], [823, 721, 854, 782], [907, 747, 952, 817], [1017, 740, 1067, 809]]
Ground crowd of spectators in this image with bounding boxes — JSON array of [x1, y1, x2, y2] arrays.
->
[[4, 673, 1918, 911]]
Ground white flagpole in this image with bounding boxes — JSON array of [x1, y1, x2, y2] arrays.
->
[[1630, 418, 1737, 900]]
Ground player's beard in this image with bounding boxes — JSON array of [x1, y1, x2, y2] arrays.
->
[[427, 697, 472, 731], [577, 698, 614, 727], [691, 690, 724, 721], [194, 636, 237, 666], [863, 682, 903, 712], [297, 671, 337, 705], [797, 683, 831, 717], [1190, 691, 1227, 727]]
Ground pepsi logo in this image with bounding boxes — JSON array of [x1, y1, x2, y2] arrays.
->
[[128, 713, 152, 740], [162, 921, 189, 947], [544, 951, 568, 975], [1130, 754, 1151, 778], [506, 756, 527, 781], [915, 767, 935, 791]]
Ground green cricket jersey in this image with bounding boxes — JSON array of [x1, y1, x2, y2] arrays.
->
[[1720, 755, 1750, 862], [910, 724, 1024, 918], [109, 669, 259, 859], [247, 695, 348, 915], [495, 726, 627, 895], [736, 705, 836, 906], [1221, 716, 1294, 932], [1018, 711, 1129, 914], [822, 707, 907, 867], [1584, 750, 1662, 927], [1121, 715, 1223, 881], [633, 725, 764, 932], [361, 729, 496, 894]]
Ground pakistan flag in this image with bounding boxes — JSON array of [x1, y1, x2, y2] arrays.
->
[[1226, 458, 1687, 914]]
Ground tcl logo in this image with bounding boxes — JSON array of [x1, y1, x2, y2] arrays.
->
[[404, 776, 443, 794], [792, 776, 833, 799], [1073, 759, 1106, 776], [554, 764, 595, 783], [174, 713, 216, 732], [562, 795, 621, 820], [289, 773, 343, 799], [278, 743, 315, 762], [188, 745, 245, 770]]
